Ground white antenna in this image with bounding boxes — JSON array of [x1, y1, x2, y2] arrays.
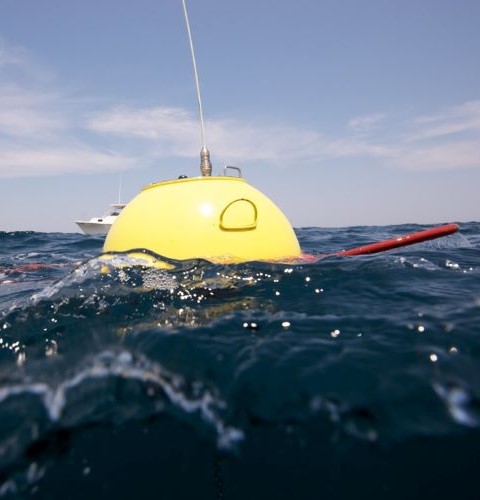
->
[[181, 0, 212, 176]]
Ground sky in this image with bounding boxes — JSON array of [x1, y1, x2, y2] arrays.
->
[[0, 0, 479, 232]]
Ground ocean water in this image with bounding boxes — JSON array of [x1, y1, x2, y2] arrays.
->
[[0, 223, 479, 499]]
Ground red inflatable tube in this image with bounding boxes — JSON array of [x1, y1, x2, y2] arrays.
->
[[336, 223, 459, 257]]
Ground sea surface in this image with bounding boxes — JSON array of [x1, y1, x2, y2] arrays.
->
[[0, 223, 479, 499]]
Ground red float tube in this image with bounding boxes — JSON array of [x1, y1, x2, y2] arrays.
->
[[336, 223, 459, 257]]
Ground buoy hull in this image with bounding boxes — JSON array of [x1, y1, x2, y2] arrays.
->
[[103, 176, 301, 263]]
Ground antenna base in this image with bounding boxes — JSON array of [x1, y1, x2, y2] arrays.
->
[[200, 147, 212, 176]]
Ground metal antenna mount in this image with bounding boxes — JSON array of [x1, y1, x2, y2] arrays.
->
[[181, 0, 212, 176], [200, 146, 212, 176]]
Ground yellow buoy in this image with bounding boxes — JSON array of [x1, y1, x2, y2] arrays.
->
[[103, 175, 301, 264], [102, 4, 301, 266]]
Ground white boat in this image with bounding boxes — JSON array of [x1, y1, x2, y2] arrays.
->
[[75, 203, 126, 235]]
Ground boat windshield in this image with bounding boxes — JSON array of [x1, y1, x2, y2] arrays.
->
[[108, 204, 125, 216]]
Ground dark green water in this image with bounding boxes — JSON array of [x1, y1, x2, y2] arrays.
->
[[0, 223, 479, 499]]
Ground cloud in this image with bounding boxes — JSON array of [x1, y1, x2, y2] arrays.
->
[[340, 105, 480, 171], [348, 113, 385, 134], [0, 93, 480, 177], [393, 141, 480, 171], [0, 83, 136, 178], [0, 148, 134, 178], [0, 39, 26, 68], [0, 37, 53, 83], [87, 106, 398, 165], [408, 100, 480, 142], [2, 85, 479, 178], [0, 85, 67, 139], [0, 35, 479, 177], [0, 38, 135, 179], [87, 106, 200, 156], [388, 100, 480, 170]]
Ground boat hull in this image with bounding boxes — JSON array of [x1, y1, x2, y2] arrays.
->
[[76, 221, 112, 236]]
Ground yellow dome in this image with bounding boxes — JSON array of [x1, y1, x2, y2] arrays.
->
[[103, 176, 301, 263]]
